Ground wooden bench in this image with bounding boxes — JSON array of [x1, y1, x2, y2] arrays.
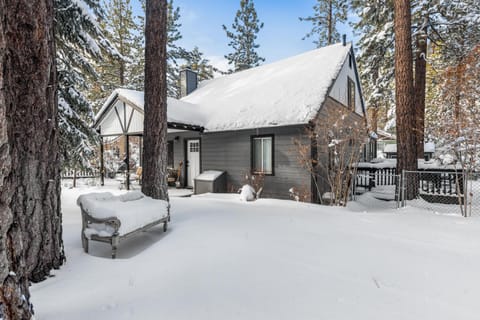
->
[[77, 191, 170, 258]]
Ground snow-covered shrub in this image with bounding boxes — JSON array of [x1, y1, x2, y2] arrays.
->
[[243, 172, 265, 198], [240, 185, 256, 201], [289, 186, 310, 202]]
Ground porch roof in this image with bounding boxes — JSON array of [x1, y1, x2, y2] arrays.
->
[[94, 89, 205, 137]]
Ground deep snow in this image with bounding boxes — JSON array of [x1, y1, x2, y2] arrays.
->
[[31, 181, 480, 320]]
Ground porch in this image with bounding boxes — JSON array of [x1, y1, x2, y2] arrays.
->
[[93, 89, 204, 190]]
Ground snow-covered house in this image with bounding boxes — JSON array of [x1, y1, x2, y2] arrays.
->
[[94, 42, 368, 202]]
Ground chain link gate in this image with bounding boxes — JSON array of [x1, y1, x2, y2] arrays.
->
[[399, 170, 479, 217], [464, 172, 480, 217]]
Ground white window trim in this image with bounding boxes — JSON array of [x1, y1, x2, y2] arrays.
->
[[252, 136, 273, 175]]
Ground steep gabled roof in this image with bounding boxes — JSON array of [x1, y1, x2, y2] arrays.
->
[[182, 43, 352, 132], [94, 43, 355, 134]]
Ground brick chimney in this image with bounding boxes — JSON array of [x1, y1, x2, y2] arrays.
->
[[180, 68, 198, 97]]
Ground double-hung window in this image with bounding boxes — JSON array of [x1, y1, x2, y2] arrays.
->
[[252, 135, 274, 175]]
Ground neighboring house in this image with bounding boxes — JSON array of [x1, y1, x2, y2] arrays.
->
[[94, 42, 369, 202], [375, 129, 396, 158], [383, 142, 435, 160]]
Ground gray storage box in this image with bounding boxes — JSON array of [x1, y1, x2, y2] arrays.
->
[[194, 170, 227, 195]]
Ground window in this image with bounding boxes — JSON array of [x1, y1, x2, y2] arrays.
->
[[251, 135, 274, 175], [167, 141, 174, 167], [189, 141, 200, 152], [347, 77, 355, 110]]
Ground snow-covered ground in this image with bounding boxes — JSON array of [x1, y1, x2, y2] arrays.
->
[[31, 180, 480, 319]]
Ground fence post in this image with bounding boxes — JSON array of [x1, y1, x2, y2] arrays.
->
[[401, 170, 406, 208], [464, 172, 468, 217]]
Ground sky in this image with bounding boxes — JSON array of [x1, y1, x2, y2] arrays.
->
[[131, 0, 356, 72]]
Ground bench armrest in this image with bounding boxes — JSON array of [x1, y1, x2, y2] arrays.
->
[[79, 204, 121, 235]]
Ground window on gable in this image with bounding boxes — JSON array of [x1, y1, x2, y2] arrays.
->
[[347, 77, 355, 111], [252, 135, 274, 175]]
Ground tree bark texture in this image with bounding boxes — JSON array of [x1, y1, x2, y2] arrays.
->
[[414, 29, 427, 159], [142, 0, 169, 201], [0, 0, 64, 317], [327, 1, 333, 45], [394, 0, 417, 178]]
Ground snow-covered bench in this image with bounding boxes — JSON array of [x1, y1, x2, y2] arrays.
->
[[77, 191, 170, 259]]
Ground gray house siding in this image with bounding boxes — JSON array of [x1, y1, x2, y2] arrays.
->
[[312, 96, 367, 200], [201, 125, 311, 200], [168, 125, 312, 200], [167, 98, 366, 203]]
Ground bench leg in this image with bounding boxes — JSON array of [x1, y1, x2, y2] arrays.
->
[[111, 235, 119, 259], [82, 233, 89, 254], [163, 222, 168, 232]]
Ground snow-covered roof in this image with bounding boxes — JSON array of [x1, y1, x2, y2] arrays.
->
[[95, 43, 353, 134], [94, 89, 206, 135], [424, 142, 435, 153], [357, 158, 460, 170], [384, 143, 436, 154], [376, 129, 396, 140], [182, 43, 352, 132], [384, 144, 396, 153]]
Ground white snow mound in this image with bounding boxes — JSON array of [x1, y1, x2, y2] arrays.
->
[[240, 184, 256, 201]]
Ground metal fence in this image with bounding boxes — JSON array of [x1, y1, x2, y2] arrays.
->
[[61, 168, 99, 179], [400, 170, 479, 217], [353, 168, 479, 217]]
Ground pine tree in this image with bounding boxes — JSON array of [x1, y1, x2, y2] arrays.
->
[[223, 0, 265, 72], [143, 0, 169, 200], [130, 0, 146, 90], [1, 0, 61, 316], [300, 0, 348, 47], [184, 46, 214, 81], [55, 0, 117, 172], [432, 0, 480, 65], [394, 0, 417, 192], [428, 0, 480, 150], [92, 0, 139, 99], [353, 0, 480, 161], [351, 0, 395, 132], [166, 0, 189, 97], [129, 0, 188, 98], [411, 0, 480, 157], [413, 16, 428, 159]]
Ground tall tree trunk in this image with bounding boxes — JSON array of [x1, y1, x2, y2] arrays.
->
[[453, 63, 465, 127], [370, 107, 379, 132], [1, 0, 62, 317], [370, 69, 380, 133], [328, 0, 333, 45], [414, 28, 427, 159], [394, 0, 417, 198], [142, 0, 169, 201], [119, 7, 125, 86]]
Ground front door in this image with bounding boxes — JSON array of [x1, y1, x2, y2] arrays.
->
[[187, 139, 200, 188]]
